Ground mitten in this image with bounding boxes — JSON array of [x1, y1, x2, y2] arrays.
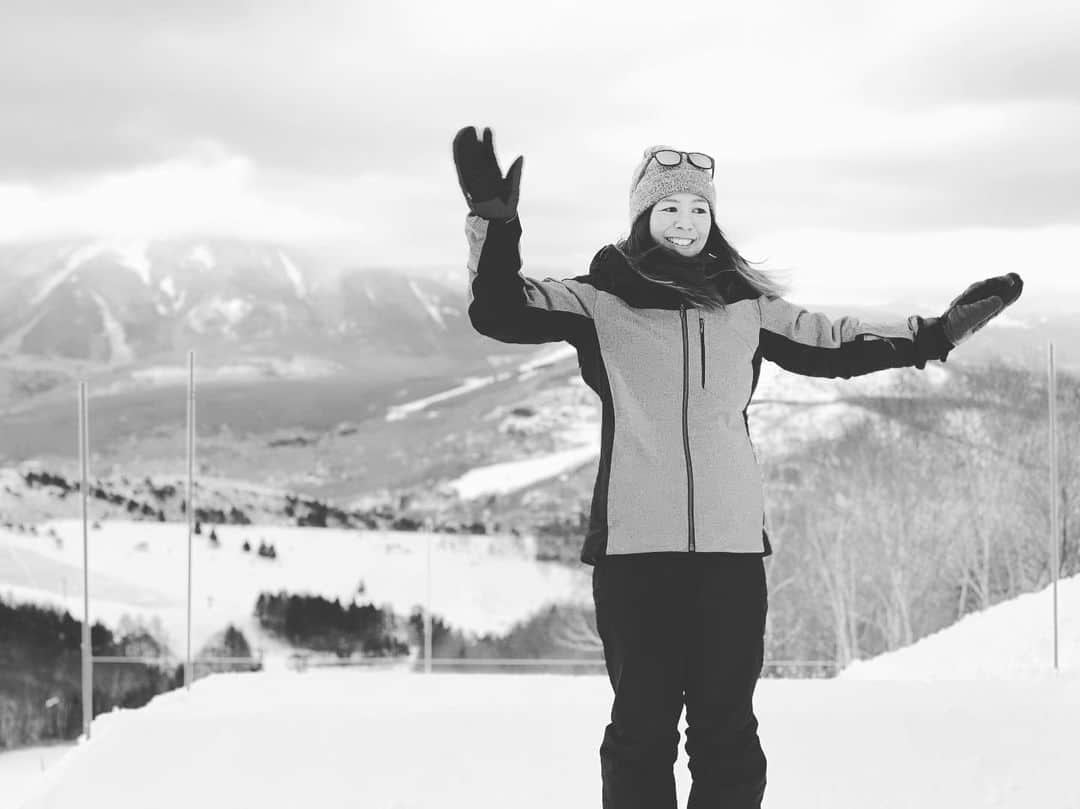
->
[[940, 272, 1024, 347], [452, 126, 523, 222]]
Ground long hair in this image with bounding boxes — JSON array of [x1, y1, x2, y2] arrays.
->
[[613, 208, 790, 309]]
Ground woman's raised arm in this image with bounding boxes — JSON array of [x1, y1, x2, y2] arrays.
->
[[454, 126, 595, 345], [465, 214, 596, 345]]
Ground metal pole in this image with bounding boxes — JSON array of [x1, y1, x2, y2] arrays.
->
[[425, 533, 432, 673], [1047, 342, 1059, 671], [186, 351, 195, 689], [79, 382, 92, 739]]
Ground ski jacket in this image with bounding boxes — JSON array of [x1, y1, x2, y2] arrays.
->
[[464, 213, 953, 566]]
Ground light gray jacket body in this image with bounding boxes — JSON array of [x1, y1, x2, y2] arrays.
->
[[465, 214, 951, 565]]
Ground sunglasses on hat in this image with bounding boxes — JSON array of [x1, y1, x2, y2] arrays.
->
[[648, 149, 715, 178]]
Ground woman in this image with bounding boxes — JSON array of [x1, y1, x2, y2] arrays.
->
[[451, 126, 1022, 809]]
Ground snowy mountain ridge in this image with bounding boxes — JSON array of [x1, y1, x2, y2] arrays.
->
[[0, 239, 482, 370]]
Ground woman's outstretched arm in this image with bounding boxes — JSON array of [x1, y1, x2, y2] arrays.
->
[[756, 294, 953, 378], [757, 273, 1022, 378]]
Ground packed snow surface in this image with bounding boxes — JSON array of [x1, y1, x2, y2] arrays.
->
[[1, 745, 74, 800], [8, 668, 1078, 809], [4, 548, 1076, 808]]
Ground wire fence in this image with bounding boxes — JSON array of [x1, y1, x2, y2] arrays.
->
[[86, 652, 840, 678], [91, 655, 264, 666], [62, 344, 1066, 740]]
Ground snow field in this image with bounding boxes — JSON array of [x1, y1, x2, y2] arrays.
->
[[0, 520, 592, 662], [12, 668, 1080, 809]]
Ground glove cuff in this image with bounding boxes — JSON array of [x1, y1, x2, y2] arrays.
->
[[911, 315, 953, 369]]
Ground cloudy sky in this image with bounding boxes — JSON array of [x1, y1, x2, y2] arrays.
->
[[2, 0, 1078, 307]]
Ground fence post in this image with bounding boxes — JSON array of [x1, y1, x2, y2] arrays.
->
[[1047, 341, 1059, 671], [425, 532, 432, 673], [79, 382, 92, 739], [186, 351, 195, 689]]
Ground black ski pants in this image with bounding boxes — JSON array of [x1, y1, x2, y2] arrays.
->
[[592, 551, 768, 809]]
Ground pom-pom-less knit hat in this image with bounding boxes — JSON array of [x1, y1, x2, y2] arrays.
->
[[628, 144, 717, 227]]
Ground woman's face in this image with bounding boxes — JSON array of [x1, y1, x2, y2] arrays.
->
[[649, 192, 712, 257]]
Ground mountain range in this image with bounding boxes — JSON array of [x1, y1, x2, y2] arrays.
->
[[0, 238, 1075, 553], [2, 238, 1075, 375], [0, 239, 493, 368]]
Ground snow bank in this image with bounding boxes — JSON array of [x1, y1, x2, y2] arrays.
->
[[841, 573, 1079, 680]]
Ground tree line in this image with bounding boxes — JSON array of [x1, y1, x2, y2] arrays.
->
[[0, 590, 604, 751], [0, 600, 260, 751], [759, 360, 1078, 668]]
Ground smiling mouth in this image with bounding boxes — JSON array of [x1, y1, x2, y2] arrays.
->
[[666, 236, 695, 246]]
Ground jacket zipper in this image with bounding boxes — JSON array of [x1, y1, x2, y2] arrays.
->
[[699, 316, 706, 389], [680, 305, 696, 552]]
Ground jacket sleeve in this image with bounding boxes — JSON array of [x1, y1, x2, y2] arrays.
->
[[757, 294, 953, 378], [466, 213, 597, 345]]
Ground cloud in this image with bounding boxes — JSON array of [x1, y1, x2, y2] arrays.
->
[[854, 2, 1080, 108], [0, 0, 1077, 257], [741, 224, 1080, 308], [0, 141, 354, 242], [0, 0, 646, 181]]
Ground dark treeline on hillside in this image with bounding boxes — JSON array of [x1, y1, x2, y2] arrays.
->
[[407, 602, 604, 674], [0, 600, 178, 749], [255, 592, 409, 657], [13, 470, 501, 535], [253, 591, 604, 674], [3, 590, 606, 753], [0, 600, 260, 750], [758, 360, 1079, 668]]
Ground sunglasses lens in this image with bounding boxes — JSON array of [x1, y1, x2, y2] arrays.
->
[[653, 150, 681, 166], [688, 152, 714, 170]]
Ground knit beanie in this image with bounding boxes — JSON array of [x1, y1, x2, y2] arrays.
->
[[628, 144, 716, 227]]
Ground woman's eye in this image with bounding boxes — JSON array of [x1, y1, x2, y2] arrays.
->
[[661, 206, 708, 214]]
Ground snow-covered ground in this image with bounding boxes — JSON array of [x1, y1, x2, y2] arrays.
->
[[0, 520, 592, 659], [7, 666, 1078, 809], [840, 573, 1078, 680], [4, 572, 1076, 808], [0, 745, 75, 801]]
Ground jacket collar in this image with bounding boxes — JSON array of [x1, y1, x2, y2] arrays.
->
[[587, 224, 758, 310]]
